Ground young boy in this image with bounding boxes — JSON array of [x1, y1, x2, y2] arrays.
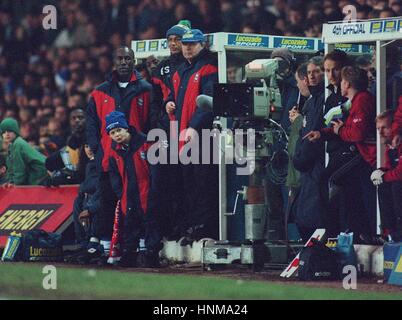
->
[[0, 117, 48, 185], [106, 111, 161, 267]]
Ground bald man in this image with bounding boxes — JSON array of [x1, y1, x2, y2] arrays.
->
[[86, 46, 156, 261]]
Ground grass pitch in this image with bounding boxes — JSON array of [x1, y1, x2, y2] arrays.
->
[[0, 263, 401, 300]]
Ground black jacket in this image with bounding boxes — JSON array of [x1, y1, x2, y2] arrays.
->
[[323, 84, 351, 157], [293, 84, 326, 229]]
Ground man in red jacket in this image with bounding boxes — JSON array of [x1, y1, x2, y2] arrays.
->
[[371, 110, 402, 242], [305, 66, 377, 241], [86, 46, 154, 259], [165, 29, 219, 244]]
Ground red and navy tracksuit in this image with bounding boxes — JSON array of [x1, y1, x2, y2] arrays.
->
[[164, 48, 219, 238], [322, 90, 377, 237], [108, 128, 161, 253], [151, 53, 186, 131], [149, 53, 186, 238], [86, 70, 154, 240], [378, 138, 402, 236]]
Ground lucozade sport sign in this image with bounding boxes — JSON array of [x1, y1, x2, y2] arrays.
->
[[0, 186, 78, 247]]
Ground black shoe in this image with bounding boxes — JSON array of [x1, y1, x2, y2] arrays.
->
[[179, 236, 195, 247], [64, 248, 90, 264], [119, 251, 137, 268], [136, 251, 147, 268], [391, 219, 402, 242], [144, 251, 161, 268]]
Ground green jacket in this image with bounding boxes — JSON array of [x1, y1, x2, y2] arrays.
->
[[6, 136, 48, 185], [286, 115, 303, 188]]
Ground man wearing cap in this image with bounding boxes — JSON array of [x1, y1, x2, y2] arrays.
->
[[106, 111, 161, 267], [86, 46, 155, 258], [165, 28, 219, 243], [149, 21, 191, 239], [0, 117, 47, 185], [151, 20, 191, 131]]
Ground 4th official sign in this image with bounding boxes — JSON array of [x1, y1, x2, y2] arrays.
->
[[0, 186, 79, 247]]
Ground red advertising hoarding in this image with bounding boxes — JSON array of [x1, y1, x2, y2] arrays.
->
[[0, 186, 79, 248]]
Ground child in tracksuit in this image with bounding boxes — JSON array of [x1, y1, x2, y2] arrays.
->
[[106, 111, 161, 267]]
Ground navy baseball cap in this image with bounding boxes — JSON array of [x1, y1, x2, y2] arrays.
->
[[105, 111, 129, 134], [181, 29, 205, 44]]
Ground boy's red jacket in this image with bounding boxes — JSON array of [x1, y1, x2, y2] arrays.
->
[[86, 70, 153, 173], [108, 129, 154, 216]]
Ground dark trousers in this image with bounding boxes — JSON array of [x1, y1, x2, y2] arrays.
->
[[152, 162, 184, 237], [378, 181, 402, 231], [72, 194, 96, 248], [341, 160, 376, 237], [122, 206, 162, 253], [319, 150, 359, 237], [180, 163, 219, 238], [95, 172, 117, 240], [297, 225, 317, 243]]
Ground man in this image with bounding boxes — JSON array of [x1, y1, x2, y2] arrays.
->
[[319, 50, 352, 237], [0, 117, 48, 185], [371, 110, 402, 242], [292, 59, 326, 241], [306, 66, 377, 240], [270, 47, 299, 133], [66, 143, 101, 264], [45, 108, 87, 185], [107, 111, 161, 267], [165, 29, 218, 244], [150, 20, 191, 239], [285, 63, 308, 240], [86, 46, 154, 258], [267, 47, 299, 240], [151, 20, 191, 131]]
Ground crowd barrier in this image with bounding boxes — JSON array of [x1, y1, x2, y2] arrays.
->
[[0, 185, 78, 248]]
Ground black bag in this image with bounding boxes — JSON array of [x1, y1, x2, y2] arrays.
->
[[21, 230, 63, 262], [298, 239, 340, 281]]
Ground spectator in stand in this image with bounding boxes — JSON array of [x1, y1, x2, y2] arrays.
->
[[371, 110, 402, 242], [0, 154, 7, 184], [243, 0, 278, 34], [197, 0, 223, 33], [45, 108, 87, 186], [0, 117, 48, 185], [220, 0, 242, 32]]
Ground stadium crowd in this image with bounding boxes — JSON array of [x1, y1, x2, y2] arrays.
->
[[0, 0, 401, 267]]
